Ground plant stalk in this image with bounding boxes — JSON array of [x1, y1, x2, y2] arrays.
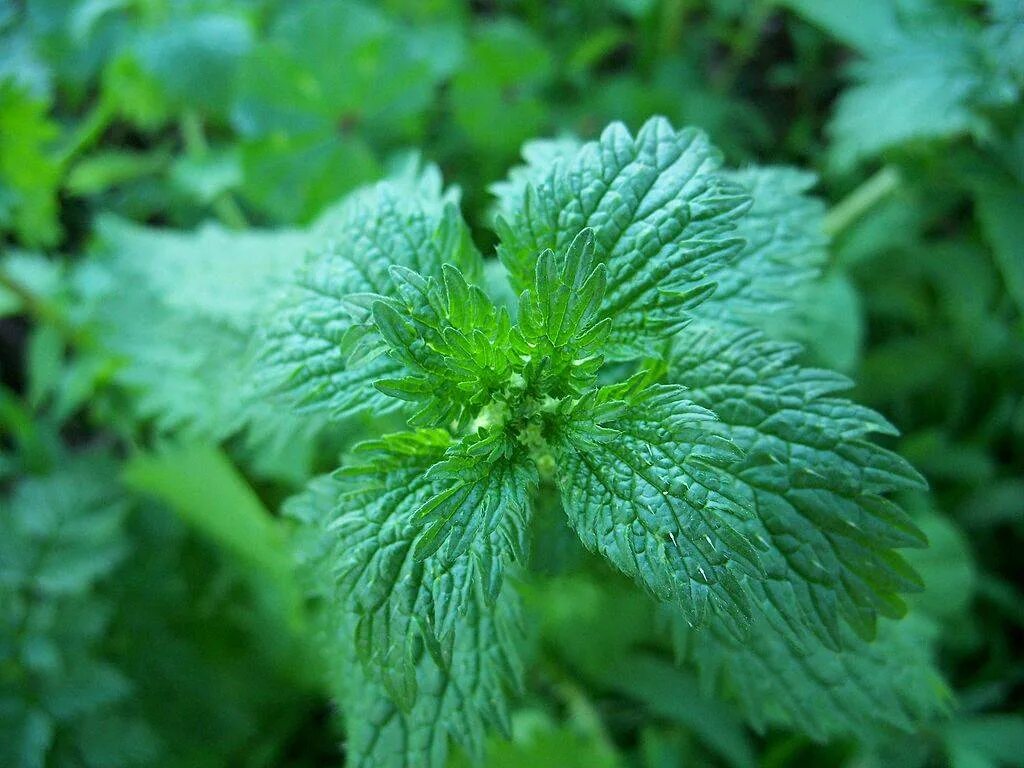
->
[[179, 110, 249, 230], [824, 166, 902, 238], [0, 267, 92, 349]]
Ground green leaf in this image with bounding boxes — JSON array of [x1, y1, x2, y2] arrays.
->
[[512, 229, 611, 396], [0, 250, 64, 318], [905, 503, 976, 622], [230, 0, 462, 225], [966, 164, 1024, 317], [26, 324, 63, 411], [122, 443, 291, 578], [100, 54, 171, 132], [0, 456, 156, 768], [259, 168, 483, 421], [494, 155, 827, 343], [0, 708, 53, 768], [0, 456, 128, 595], [600, 655, 757, 768], [122, 442, 305, 637], [0, 81, 61, 247], [129, 13, 252, 116], [669, 324, 927, 648], [371, 263, 513, 427], [237, 131, 379, 224], [43, 660, 132, 720], [760, 271, 864, 373], [332, 430, 529, 702], [339, 589, 523, 768], [286, 430, 529, 767], [946, 714, 1024, 768], [489, 136, 581, 219], [448, 710, 621, 768], [169, 147, 240, 204], [66, 149, 168, 196], [233, 0, 460, 139], [104, 502, 308, 767], [78, 216, 320, 474], [551, 379, 761, 631], [695, 167, 828, 330], [672, 609, 949, 741], [987, 0, 1024, 83], [809, 4, 1017, 170], [0, 25, 52, 100], [414, 430, 538, 564], [776, 0, 910, 54], [450, 19, 552, 157], [496, 117, 750, 359]]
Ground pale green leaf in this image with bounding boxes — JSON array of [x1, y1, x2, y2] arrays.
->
[[813, 4, 1017, 170], [695, 167, 828, 329], [776, 0, 918, 53], [78, 216, 320, 474]]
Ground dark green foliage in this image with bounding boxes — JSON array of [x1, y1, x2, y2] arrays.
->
[[1, 1, 1021, 767], [0, 458, 154, 768], [261, 118, 942, 766]]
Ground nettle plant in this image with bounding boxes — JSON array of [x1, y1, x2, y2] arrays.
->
[[261, 118, 942, 766]]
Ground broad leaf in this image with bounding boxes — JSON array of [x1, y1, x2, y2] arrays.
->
[[783, 1, 1021, 170], [285, 434, 530, 768], [496, 117, 750, 360], [259, 168, 482, 421], [78, 216, 320, 479], [327, 430, 531, 713], [671, 609, 949, 741], [669, 324, 927, 647], [551, 378, 761, 630], [694, 167, 827, 328]]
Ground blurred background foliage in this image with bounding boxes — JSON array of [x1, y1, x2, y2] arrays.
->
[[0, 0, 1021, 766]]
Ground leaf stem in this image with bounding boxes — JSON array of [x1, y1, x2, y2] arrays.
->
[[179, 110, 249, 230], [1, 268, 59, 328], [824, 166, 902, 238], [0, 267, 92, 348], [56, 99, 115, 169], [212, 195, 249, 230], [180, 109, 208, 155]]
